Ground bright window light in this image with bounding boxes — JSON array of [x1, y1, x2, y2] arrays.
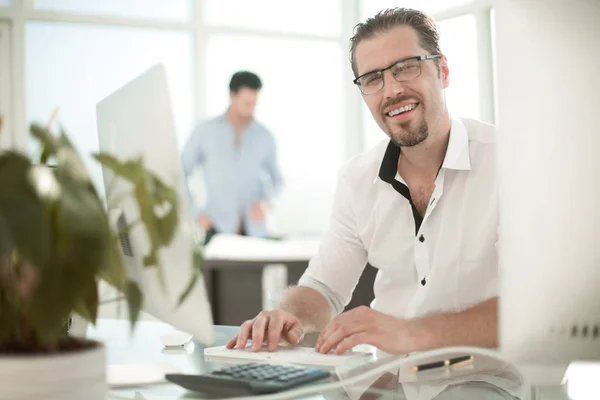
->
[[361, 0, 473, 20], [203, 0, 342, 37], [25, 22, 194, 194], [34, 0, 192, 22]]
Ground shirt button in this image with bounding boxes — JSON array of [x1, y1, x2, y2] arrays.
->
[[421, 277, 427, 286], [418, 234, 425, 243]]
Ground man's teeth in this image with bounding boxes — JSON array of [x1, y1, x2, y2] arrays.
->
[[388, 103, 417, 117]]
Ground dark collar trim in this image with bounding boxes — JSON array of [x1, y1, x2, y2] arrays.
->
[[377, 141, 422, 234], [378, 140, 401, 184]]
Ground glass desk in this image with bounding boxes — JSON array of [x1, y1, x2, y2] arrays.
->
[[88, 319, 593, 400]]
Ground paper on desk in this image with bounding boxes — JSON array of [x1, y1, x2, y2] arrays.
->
[[204, 343, 373, 368], [107, 363, 179, 388]]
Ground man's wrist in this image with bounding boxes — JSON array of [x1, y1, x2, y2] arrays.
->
[[404, 316, 437, 351]]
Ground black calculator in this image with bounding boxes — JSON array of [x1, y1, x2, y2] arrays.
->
[[166, 362, 330, 396]]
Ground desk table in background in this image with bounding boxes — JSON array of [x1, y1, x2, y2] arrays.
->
[[203, 234, 377, 326]]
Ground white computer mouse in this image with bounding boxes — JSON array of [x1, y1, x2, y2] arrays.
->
[[160, 331, 193, 347]]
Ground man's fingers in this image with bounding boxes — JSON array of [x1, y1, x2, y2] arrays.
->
[[237, 320, 255, 349], [226, 335, 238, 349], [251, 315, 269, 351], [228, 311, 302, 353], [315, 312, 349, 351], [266, 314, 285, 352], [317, 323, 363, 354], [283, 323, 304, 345], [334, 332, 368, 355]]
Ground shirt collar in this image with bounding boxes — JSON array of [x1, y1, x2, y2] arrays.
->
[[441, 117, 471, 171], [219, 110, 257, 131], [374, 117, 472, 184]]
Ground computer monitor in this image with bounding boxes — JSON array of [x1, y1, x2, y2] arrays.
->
[[95, 64, 215, 346], [495, 0, 600, 365]]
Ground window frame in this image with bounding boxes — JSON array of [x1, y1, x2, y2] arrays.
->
[[0, 0, 496, 155], [0, 22, 12, 149]]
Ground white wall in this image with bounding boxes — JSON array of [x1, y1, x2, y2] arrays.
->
[[495, 0, 600, 363], [0, 23, 11, 149]]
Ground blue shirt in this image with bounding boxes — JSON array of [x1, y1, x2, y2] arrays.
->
[[182, 114, 283, 237]]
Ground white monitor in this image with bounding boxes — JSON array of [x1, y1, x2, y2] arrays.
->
[[495, 0, 600, 365], [95, 64, 214, 346]]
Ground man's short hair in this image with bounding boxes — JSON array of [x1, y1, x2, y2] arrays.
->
[[349, 8, 442, 78], [229, 71, 262, 93]]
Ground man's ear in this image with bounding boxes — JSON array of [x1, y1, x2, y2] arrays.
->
[[440, 55, 450, 89]]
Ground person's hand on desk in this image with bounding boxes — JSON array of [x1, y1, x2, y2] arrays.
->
[[249, 200, 268, 222], [315, 306, 414, 356], [198, 215, 213, 231], [226, 309, 305, 352]]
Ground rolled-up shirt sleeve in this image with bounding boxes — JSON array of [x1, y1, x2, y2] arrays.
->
[[298, 173, 368, 316]]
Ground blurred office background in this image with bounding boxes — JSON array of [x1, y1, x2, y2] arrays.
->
[[0, 0, 495, 237]]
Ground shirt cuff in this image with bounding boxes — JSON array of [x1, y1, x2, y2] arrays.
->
[[297, 275, 345, 316]]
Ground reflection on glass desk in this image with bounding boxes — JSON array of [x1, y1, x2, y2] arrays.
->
[[88, 319, 595, 400]]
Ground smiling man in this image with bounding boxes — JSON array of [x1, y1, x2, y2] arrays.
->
[[227, 8, 510, 399]]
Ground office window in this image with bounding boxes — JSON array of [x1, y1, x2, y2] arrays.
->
[[203, 0, 342, 37], [0, 23, 10, 149], [361, 0, 473, 20], [205, 34, 344, 234], [363, 14, 479, 149], [438, 15, 479, 120], [34, 0, 192, 22], [25, 22, 194, 193]]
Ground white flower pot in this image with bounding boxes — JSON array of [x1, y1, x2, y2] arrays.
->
[[0, 341, 106, 400]]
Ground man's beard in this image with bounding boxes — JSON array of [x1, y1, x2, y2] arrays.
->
[[389, 118, 429, 147]]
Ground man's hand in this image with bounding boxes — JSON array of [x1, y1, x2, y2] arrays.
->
[[226, 309, 305, 352], [198, 215, 213, 231], [250, 201, 268, 222], [315, 306, 414, 355]]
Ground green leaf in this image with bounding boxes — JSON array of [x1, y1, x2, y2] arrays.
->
[[143, 253, 158, 267], [97, 231, 127, 291], [72, 277, 99, 323], [177, 271, 199, 307], [29, 124, 58, 163], [177, 247, 204, 306], [94, 153, 180, 295], [0, 152, 52, 270], [125, 281, 142, 329]]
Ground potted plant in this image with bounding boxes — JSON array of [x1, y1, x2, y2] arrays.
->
[[0, 116, 202, 400]]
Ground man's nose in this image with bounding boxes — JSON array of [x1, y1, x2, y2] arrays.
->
[[382, 69, 405, 99]]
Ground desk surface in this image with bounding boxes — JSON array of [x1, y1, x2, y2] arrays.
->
[[89, 319, 591, 400]]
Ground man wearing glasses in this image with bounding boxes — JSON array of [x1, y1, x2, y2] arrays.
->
[[228, 8, 513, 399]]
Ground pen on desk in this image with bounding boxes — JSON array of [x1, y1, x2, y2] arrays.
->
[[409, 355, 473, 372]]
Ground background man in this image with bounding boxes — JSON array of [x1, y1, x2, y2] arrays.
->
[[182, 71, 283, 243]]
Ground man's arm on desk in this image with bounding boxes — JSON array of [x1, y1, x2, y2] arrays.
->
[[316, 297, 499, 355], [226, 286, 332, 352]]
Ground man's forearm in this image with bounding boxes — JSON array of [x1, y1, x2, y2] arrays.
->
[[410, 297, 498, 351], [279, 286, 332, 332]]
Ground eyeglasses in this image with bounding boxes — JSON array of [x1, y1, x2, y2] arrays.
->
[[353, 54, 442, 95]]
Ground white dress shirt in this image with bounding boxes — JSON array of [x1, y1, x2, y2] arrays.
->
[[299, 116, 498, 318], [299, 117, 520, 399]]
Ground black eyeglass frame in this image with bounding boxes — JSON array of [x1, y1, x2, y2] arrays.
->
[[352, 54, 442, 93]]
